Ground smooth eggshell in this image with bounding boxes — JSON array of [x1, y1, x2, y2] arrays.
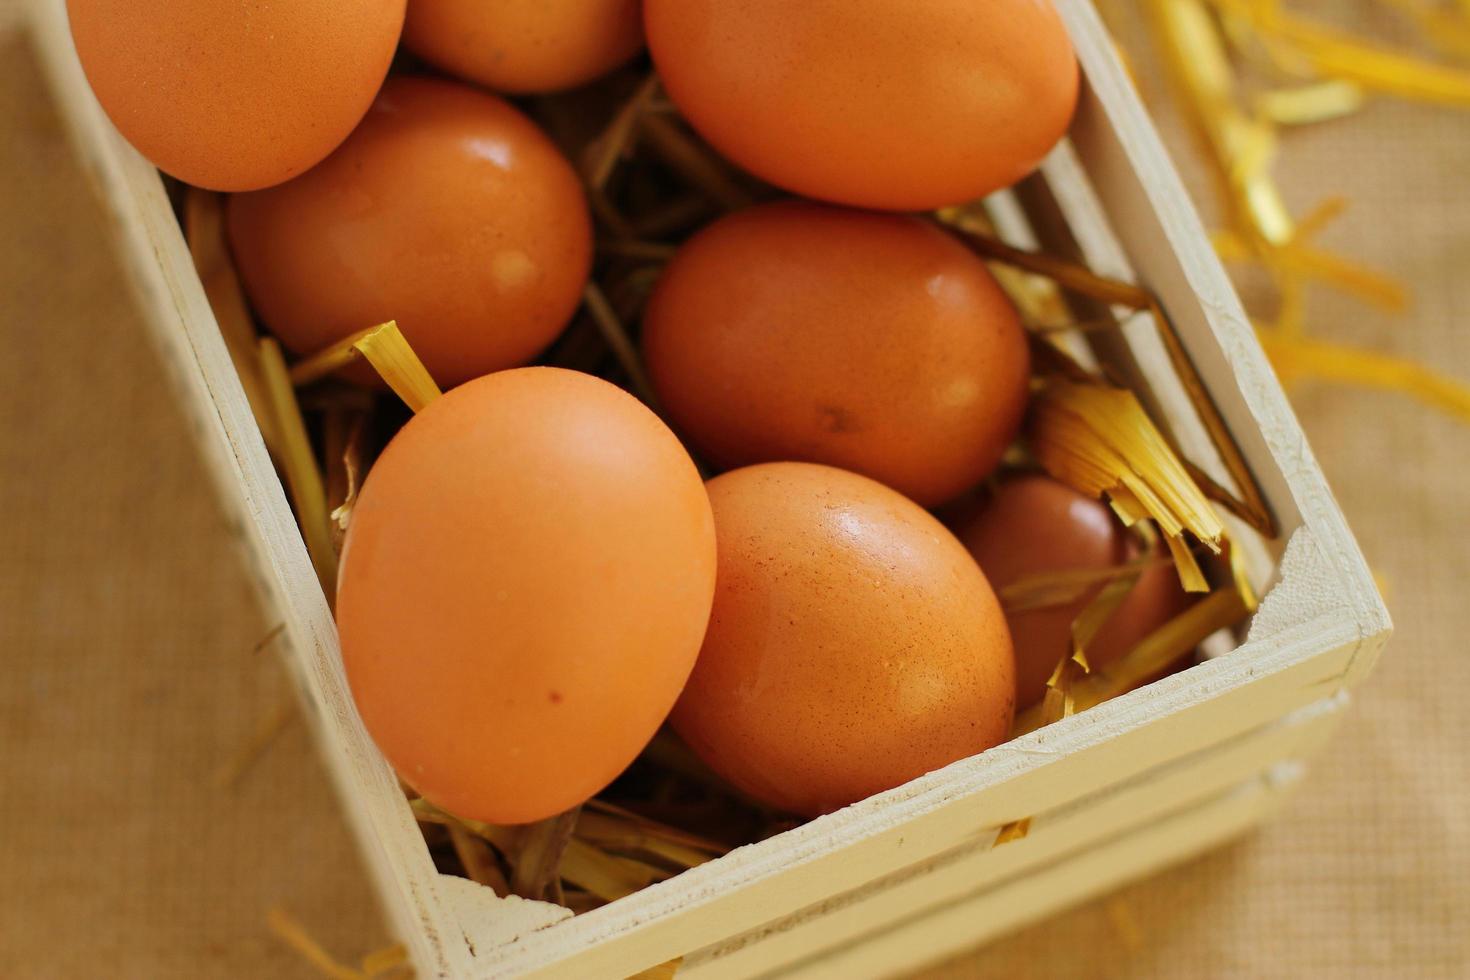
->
[[954, 474, 1193, 708], [227, 76, 592, 388], [404, 0, 644, 94], [671, 462, 1015, 818], [337, 368, 717, 824], [643, 201, 1030, 507], [644, 0, 1079, 210], [67, 0, 405, 191]]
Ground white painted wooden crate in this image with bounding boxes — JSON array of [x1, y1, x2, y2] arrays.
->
[[27, 0, 1390, 976]]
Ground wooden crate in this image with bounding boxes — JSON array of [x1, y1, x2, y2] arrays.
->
[[27, 0, 1390, 976]]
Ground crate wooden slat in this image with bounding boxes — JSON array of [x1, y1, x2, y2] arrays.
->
[[780, 769, 1296, 979], [26, 0, 1389, 976], [679, 694, 1348, 978]]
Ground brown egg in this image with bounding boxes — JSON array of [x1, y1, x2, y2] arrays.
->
[[227, 76, 592, 388], [671, 462, 1015, 818], [404, 0, 644, 94], [643, 201, 1030, 507], [644, 0, 1077, 211], [953, 474, 1193, 708], [337, 368, 717, 824], [67, 0, 405, 191]]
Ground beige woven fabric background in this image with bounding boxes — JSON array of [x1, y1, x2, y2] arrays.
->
[[1, 3, 1466, 977]]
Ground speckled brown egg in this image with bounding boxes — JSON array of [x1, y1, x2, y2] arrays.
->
[[67, 0, 405, 191], [337, 368, 717, 825], [227, 76, 592, 388], [404, 0, 644, 94], [953, 474, 1193, 708], [670, 462, 1015, 817], [642, 201, 1030, 507]]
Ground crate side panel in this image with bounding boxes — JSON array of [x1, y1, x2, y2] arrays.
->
[[780, 776, 1289, 980], [679, 695, 1346, 979]]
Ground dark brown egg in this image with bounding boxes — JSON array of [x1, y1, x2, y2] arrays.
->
[[953, 474, 1193, 708]]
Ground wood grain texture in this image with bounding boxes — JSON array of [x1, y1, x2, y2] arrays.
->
[[791, 773, 1293, 979]]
